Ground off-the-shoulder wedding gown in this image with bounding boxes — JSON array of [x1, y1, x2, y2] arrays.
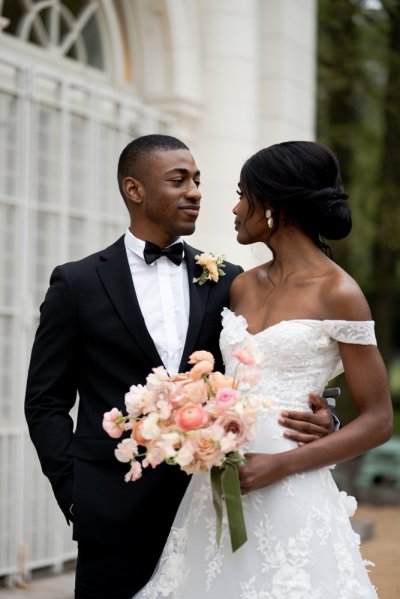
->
[[135, 308, 378, 598]]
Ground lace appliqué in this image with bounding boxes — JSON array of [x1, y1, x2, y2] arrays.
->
[[324, 320, 376, 346]]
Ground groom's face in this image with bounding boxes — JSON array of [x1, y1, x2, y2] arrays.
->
[[130, 149, 202, 246]]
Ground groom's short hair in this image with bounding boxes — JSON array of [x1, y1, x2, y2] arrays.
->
[[117, 134, 189, 195]]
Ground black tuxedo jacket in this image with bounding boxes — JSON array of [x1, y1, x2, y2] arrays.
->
[[25, 236, 242, 583]]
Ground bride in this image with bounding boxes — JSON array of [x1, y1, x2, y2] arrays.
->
[[134, 141, 393, 598]]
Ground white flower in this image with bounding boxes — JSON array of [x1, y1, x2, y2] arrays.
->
[[141, 412, 161, 440], [339, 490, 357, 517], [114, 438, 138, 463]]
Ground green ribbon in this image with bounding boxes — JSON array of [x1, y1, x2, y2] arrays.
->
[[210, 451, 247, 552]]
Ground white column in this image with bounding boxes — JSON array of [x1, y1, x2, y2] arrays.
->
[[191, 0, 262, 270], [259, 0, 317, 144]]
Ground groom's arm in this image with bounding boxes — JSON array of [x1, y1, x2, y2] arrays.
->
[[25, 266, 77, 522], [278, 389, 340, 444]]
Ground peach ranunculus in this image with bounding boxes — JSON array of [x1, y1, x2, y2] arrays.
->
[[102, 408, 125, 439], [188, 350, 215, 381], [175, 403, 208, 431], [188, 350, 215, 365], [170, 372, 193, 385], [208, 371, 234, 392], [182, 380, 208, 404], [232, 347, 255, 366]]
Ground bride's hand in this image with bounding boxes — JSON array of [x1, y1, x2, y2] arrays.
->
[[238, 452, 289, 494], [278, 392, 334, 445]]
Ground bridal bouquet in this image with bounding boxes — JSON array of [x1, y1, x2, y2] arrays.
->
[[102, 347, 262, 552]]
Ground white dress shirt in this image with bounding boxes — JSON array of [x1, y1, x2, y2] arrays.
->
[[124, 229, 190, 375]]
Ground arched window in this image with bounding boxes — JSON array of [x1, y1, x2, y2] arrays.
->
[[2, 0, 104, 69], [0, 0, 176, 580]]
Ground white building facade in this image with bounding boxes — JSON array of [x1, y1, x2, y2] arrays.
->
[[0, 0, 316, 582]]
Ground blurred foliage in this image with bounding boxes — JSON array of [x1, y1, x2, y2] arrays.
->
[[317, 0, 400, 429]]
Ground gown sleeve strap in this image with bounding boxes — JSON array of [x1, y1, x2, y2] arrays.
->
[[324, 320, 377, 346]]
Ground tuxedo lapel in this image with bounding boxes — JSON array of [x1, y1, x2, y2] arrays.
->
[[179, 243, 211, 371], [96, 237, 162, 367]]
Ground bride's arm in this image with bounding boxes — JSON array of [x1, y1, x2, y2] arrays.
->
[[239, 343, 392, 494], [239, 282, 393, 494]]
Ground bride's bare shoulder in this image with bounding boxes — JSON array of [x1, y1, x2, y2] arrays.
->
[[322, 265, 372, 321]]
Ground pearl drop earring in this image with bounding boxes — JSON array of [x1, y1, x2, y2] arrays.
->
[[265, 209, 274, 229]]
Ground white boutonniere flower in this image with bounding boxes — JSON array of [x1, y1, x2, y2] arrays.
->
[[193, 253, 226, 286]]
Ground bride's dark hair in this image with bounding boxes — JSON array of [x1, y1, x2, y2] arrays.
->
[[239, 141, 352, 257]]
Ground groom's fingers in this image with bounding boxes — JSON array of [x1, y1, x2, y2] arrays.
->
[[278, 410, 333, 444], [278, 418, 326, 443]]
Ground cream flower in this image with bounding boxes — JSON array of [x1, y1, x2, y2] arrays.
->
[[193, 252, 225, 286]]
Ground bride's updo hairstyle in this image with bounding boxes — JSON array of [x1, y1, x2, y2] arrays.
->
[[239, 141, 351, 255]]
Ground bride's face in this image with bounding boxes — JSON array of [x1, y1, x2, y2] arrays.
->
[[233, 185, 268, 245]]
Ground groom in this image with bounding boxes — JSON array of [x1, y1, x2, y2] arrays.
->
[[25, 134, 335, 599]]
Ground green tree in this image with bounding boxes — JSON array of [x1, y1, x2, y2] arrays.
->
[[318, 0, 400, 435]]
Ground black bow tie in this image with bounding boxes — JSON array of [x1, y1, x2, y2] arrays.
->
[[143, 241, 184, 266]]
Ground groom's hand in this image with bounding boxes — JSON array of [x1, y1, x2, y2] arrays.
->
[[278, 392, 334, 445]]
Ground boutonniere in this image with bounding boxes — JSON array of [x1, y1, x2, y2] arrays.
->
[[193, 253, 226, 286]]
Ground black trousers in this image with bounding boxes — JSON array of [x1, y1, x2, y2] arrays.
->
[[74, 541, 155, 599]]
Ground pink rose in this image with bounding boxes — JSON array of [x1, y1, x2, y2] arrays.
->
[[216, 411, 251, 446], [194, 434, 224, 469], [175, 403, 208, 431], [232, 347, 255, 366], [214, 386, 237, 409], [102, 408, 125, 439]]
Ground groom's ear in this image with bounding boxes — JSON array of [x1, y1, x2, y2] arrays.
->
[[123, 177, 143, 205]]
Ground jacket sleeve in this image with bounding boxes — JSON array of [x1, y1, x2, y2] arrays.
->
[[25, 265, 79, 521]]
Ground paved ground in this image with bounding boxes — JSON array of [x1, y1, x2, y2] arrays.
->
[[356, 505, 400, 599], [0, 569, 74, 599], [0, 505, 399, 598]]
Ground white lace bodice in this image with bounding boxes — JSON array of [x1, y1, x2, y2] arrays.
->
[[220, 307, 376, 413]]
